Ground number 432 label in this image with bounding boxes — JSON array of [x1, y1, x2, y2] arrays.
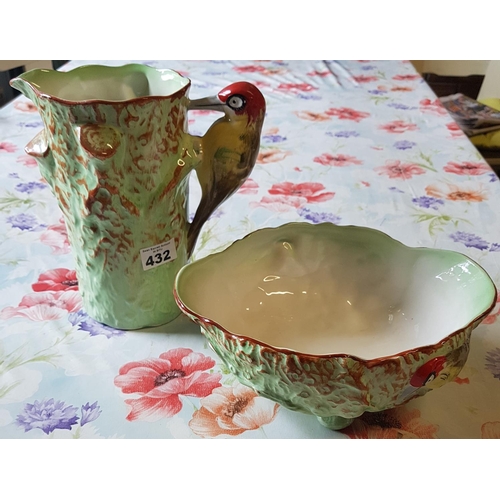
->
[[140, 239, 177, 271]]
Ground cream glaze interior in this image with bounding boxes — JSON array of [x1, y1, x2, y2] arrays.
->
[[176, 223, 496, 359], [20, 65, 189, 101]]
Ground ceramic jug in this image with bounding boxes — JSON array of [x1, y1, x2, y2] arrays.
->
[[11, 64, 265, 330]]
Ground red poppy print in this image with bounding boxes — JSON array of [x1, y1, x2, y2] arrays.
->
[[393, 74, 421, 81], [353, 75, 378, 83], [234, 65, 267, 73], [375, 160, 426, 179], [250, 195, 307, 212], [0, 291, 82, 321], [419, 98, 448, 116], [342, 407, 439, 439], [379, 120, 418, 133], [257, 149, 290, 164], [391, 86, 414, 92], [268, 182, 335, 203], [277, 83, 317, 93], [314, 153, 363, 167], [481, 421, 500, 438], [446, 122, 463, 137], [32, 268, 78, 292], [238, 178, 259, 195], [294, 111, 331, 122], [189, 384, 279, 437], [483, 296, 500, 325], [0, 142, 17, 153], [39, 219, 71, 254], [425, 182, 487, 202], [307, 70, 331, 77], [325, 107, 370, 122], [14, 101, 38, 113], [16, 154, 38, 167], [114, 348, 222, 422], [443, 161, 491, 176]]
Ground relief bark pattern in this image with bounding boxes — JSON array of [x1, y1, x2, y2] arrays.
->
[[191, 314, 476, 428], [21, 86, 193, 329]]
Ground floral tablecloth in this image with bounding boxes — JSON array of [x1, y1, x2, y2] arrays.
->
[[1, 60, 499, 439]]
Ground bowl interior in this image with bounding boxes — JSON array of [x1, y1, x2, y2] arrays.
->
[[176, 223, 496, 359]]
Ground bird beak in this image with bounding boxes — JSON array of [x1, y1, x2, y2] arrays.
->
[[188, 95, 225, 112]]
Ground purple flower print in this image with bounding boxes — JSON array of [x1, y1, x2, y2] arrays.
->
[[80, 402, 102, 426], [263, 134, 287, 143], [361, 65, 376, 70], [394, 140, 417, 150], [389, 186, 405, 193], [387, 103, 415, 110], [298, 207, 341, 224], [490, 243, 500, 252], [6, 213, 46, 231], [333, 130, 360, 138], [489, 173, 498, 183], [19, 121, 43, 128], [449, 231, 489, 251], [297, 94, 322, 100], [16, 399, 79, 434], [412, 196, 444, 210], [485, 348, 500, 380], [368, 90, 387, 95], [15, 182, 48, 194], [9, 173, 20, 179], [68, 310, 125, 338]]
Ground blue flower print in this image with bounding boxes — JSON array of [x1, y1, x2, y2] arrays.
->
[[68, 310, 125, 338], [333, 131, 360, 138], [263, 134, 287, 143], [19, 121, 43, 128], [485, 348, 500, 380], [387, 103, 415, 110], [490, 243, 500, 252], [412, 196, 444, 210], [15, 182, 48, 194], [298, 207, 341, 224], [394, 140, 417, 150], [361, 65, 376, 71], [80, 402, 102, 426], [6, 213, 46, 231], [449, 231, 489, 251], [16, 399, 79, 435], [368, 90, 387, 95], [297, 94, 322, 100]]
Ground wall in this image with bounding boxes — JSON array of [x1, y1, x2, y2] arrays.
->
[[411, 60, 490, 76]]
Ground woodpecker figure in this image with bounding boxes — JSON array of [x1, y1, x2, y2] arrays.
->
[[187, 82, 266, 256]]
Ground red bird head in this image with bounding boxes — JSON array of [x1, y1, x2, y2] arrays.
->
[[217, 82, 266, 123], [189, 81, 266, 124]]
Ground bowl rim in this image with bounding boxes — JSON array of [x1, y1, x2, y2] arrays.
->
[[174, 222, 498, 366]]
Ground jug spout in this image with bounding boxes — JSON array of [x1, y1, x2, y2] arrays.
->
[[10, 71, 41, 104]]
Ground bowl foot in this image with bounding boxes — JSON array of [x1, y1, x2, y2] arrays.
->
[[317, 415, 354, 430]]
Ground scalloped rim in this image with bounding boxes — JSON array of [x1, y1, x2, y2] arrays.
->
[[11, 64, 191, 106], [174, 222, 498, 366]]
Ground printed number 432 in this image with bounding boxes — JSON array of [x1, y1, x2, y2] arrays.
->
[[146, 250, 171, 267]]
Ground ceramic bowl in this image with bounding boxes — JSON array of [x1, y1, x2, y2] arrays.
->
[[174, 222, 497, 430]]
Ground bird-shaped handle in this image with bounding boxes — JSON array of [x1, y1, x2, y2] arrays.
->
[[187, 82, 266, 256]]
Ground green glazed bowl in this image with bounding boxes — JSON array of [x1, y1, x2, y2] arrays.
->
[[174, 222, 497, 430]]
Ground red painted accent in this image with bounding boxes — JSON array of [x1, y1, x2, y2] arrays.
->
[[410, 356, 447, 387], [217, 82, 266, 123]]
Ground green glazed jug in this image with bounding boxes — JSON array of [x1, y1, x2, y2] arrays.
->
[[11, 64, 265, 329]]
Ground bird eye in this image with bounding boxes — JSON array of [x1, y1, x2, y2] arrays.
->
[[227, 95, 246, 110]]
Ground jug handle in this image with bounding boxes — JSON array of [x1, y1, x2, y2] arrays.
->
[[186, 82, 266, 257]]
